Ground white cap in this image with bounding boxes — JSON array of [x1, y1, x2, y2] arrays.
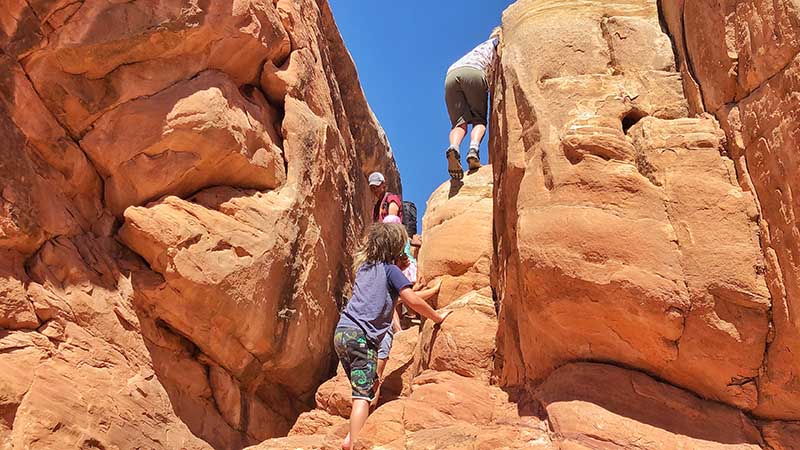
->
[[368, 172, 385, 186]]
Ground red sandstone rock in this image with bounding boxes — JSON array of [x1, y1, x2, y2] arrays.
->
[[413, 291, 497, 381], [662, 0, 800, 420], [81, 71, 286, 216], [0, 0, 399, 448], [536, 363, 764, 449], [3, 0, 800, 448], [21, 0, 291, 136], [418, 165, 493, 307], [762, 421, 800, 450], [493, 0, 773, 414]]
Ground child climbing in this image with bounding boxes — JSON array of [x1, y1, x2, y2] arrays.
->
[[334, 223, 450, 450], [444, 26, 502, 180], [370, 216, 442, 407]]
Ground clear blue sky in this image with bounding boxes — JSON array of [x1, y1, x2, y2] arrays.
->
[[330, 1, 513, 231]]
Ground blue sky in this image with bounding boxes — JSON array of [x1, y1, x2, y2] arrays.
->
[[330, 0, 513, 231]]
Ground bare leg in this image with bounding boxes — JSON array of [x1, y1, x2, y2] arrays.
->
[[469, 123, 487, 147], [449, 123, 468, 149], [371, 358, 388, 407], [376, 358, 388, 379], [343, 399, 370, 450]]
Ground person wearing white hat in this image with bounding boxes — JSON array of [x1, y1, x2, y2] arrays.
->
[[368, 172, 402, 223]]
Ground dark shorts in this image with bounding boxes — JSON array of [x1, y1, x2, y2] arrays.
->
[[444, 66, 489, 128], [333, 327, 378, 401]]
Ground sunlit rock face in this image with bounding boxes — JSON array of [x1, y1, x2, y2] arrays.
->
[[662, 0, 800, 421], [0, 0, 398, 448], [492, 0, 772, 414]]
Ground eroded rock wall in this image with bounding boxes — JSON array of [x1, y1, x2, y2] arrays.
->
[[662, 0, 800, 420], [492, 0, 790, 420], [0, 0, 398, 448]]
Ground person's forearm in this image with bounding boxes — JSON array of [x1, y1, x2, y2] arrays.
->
[[401, 290, 443, 323], [417, 286, 438, 302]]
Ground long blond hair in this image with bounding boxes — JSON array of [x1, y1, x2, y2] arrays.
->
[[353, 223, 408, 273], [490, 26, 502, 41]]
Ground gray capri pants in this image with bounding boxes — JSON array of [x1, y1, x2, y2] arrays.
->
[[444, 66, 489, 127]]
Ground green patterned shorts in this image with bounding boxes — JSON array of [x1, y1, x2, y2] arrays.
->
[[333, 327, 378, 401]]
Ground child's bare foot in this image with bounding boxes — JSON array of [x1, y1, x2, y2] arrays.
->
[[342, 433, 351, 450]]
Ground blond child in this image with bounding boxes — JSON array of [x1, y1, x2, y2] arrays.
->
[[333, 223, 450, 450]]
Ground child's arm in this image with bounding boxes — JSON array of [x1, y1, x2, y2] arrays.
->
[[399, 287, 450, 324], [415, 278, 442, 302]]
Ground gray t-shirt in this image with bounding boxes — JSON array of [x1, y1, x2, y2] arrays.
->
[[337, 262, 412, 347]]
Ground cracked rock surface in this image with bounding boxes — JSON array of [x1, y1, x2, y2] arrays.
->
[[0, 0, 398, 448]]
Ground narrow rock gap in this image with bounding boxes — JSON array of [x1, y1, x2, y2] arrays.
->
[[677, 4, 707, 110]]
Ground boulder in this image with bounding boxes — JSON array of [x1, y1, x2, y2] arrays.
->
[[536, 363, 764, 449], [21, 0, 291, 135], [418, 165, 493, 307], [81, 71, 286, 216], [413, 291, 497, 381]]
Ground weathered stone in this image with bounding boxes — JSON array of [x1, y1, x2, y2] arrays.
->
[[81, 71, 286, 216], [0, 0, 400, 448], [22, 0, 291, 136], [662, 0, 800, 419], [536, 363, 764, 450], [413, 291, 496, 381], [493, 0, 771, 413], [419, 165, 493, 307]]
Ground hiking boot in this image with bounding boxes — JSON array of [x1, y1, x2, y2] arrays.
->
[[466, 147, 481, 170], [446, 147, 463, 180]]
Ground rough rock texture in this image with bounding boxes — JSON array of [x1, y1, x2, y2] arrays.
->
[[0, 0, 398, 448], [492, 0, 782, 417], [662, 0, 800, 420], [418, 166, 493, 307], [535, 363, 765, 449]]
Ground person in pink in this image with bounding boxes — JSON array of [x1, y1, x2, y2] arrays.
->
[[382, 214, 417, 282]]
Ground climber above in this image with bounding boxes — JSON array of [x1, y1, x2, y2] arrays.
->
[[369, 171, 402, 222], [444, 27, 501, 180], [334, 223, 450, 450]]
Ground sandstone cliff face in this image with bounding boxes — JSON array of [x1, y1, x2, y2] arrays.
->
[[496, 0, 760, 409], [662, 0, 800, 420], [0, 0, 398, 448]]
